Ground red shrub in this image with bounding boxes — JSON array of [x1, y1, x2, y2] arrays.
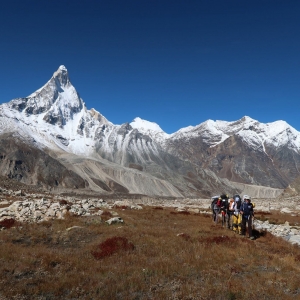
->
[[199, 235, 232, 245], [209, 225, 224, 230], [294, 255, 300, 262], [256, 211, 272, 215], [115, 205, 129, 209], [178, 211, 190, 215], [91, 236, 135, 260], [0, 218, 15, 229], [101, 211, 113, 217], [203, 214, 211, 218]]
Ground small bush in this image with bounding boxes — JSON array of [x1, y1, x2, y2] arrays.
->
[[91, 236, 135, 260], [100, 210, 113, 221], [294, 255, 300, 262], [269, 218, 279, 225], [227, 291, 238, 300], [39, 221, 52, 228], [177, 233, 191, 241], [199, 235, 232, 245], [256, 211, 272, 216], [101, 211, 113, 217], [178, 211, 190, 215], [203, 213, 211, 218], [0, 218, 15, 229], [115, 205, 129, 209]]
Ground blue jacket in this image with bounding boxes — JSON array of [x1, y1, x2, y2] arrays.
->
[[240, 202, 254, 217]]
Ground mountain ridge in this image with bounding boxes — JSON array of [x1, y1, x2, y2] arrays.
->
[[3, 66, 300, 157], [0, 65, 298, 198]]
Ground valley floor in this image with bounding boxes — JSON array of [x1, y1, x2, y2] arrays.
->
[[1, 189, 300, 299]]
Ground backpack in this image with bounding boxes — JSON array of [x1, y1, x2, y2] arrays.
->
[[233, 194, 241, 210], [211, 196, 220, 210], [221, 198, 229, 210]]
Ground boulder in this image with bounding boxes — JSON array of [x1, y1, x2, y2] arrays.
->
[[45, 209, 56, 217], [14, 190, 25, 196], [66, 226, 83, 231], [175, 207, 186, 212], [34, 211, 43, 219], [130, 205, 143, 210], [106, 217, 124, 225], [0, 200, 10, 206], [188, 208, 200, 214], [288, 235, 300, 246], [50, 203, 60, 210], [280, 207, 293, 214]]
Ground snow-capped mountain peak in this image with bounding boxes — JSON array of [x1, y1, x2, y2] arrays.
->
[[58, 65, 67, 71], [129, 117, 170, 143], [130, 117, 165, 133], [6, 65, 83, 127], [169, 115, 300, 152], [52, 64, 70, 87]]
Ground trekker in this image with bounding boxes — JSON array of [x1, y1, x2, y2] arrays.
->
[[227, 198, 235, 229], [232, 194, 242, 234], [220, 194, 229, 227], [240, 195, 255, 240], [211, 195, 221, 224]]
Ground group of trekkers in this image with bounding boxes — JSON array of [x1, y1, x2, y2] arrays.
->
[[211, 194, 255, 240]]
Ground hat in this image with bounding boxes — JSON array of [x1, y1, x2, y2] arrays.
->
[[243, 195, 251, 201]]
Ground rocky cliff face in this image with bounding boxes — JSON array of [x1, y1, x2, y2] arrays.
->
[[0, 134, 86, 189], [0, 66, 299, 197], [165, 117, 300, 190]]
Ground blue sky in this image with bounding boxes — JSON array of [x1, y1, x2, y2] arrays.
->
[[1, 1, 300, 133]]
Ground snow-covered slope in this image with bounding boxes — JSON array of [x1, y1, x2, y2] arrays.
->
[[2, 65, 299, 160], [170, 116, 300, 153], [130, 117, 170, 144]]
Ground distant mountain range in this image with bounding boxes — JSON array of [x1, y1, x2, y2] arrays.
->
[[0, 65, 298, 198]]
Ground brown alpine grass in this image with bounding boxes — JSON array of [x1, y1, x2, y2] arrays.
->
[[0, 205, 300, 299], [255, 210, 300, 226]]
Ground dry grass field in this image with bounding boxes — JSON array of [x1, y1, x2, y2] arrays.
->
[[1, 205, 300, 299], [255, 210, 300, 226]]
